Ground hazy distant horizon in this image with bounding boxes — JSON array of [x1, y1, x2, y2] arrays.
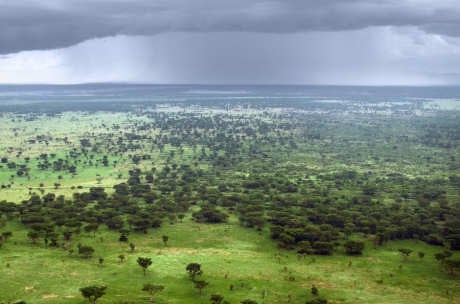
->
[[2, 82, 460, 88]]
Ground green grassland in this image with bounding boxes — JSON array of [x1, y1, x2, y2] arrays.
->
[[1, 216, 459, 304], [0, 101, 459, 304]]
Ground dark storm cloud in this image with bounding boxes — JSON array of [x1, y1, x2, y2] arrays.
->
[[1, 0, 460, 54]]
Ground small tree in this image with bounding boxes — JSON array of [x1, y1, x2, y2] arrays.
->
[[27, 231, 40, 244], [79, 285, 106, 304], [137, 257, 152, 276], [186, 262, 202, 281], [443, 259, 460, 275], [1, 231, 12, 241], [418, 251, 425, 259], [435, 250, 452, 264], [142, 283, 164, 303], [210, 294, 224, 304], [398, 248, 413, 262], [343, 240, 364, 255], [129, 242, 136, 252], [119, 232, 129, 242], [311, 285, 319, 296], [162, 235, 169, 247], [78, 245, 95, 259], [118, 254, 125, 263], [194, 280, 208, 295]]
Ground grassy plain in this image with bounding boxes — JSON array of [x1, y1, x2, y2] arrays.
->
[[0, 101, 459, 303], [1, 216, 459, 304]]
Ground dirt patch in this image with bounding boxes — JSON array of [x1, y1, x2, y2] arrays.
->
[[42, 294, 59, 299], [24, 286, 35, 292]]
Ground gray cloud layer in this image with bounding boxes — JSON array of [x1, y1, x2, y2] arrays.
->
[[1, 0, 460, 54]]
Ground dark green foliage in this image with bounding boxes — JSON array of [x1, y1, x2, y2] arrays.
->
[[398, 248, 413, 261], [1, 231, 12, 241], [137, 257, 152, 276], [186, 263, 202, 280], [435, 250, 453, 263], [78, 245, 95, 259], [142, 284, 164, 303], [344, 240, 364, 255], [297, 241, 313, 255], [118, 254, 125, 263], [443, 259, 460, 275], [79, 285, 106, 304], [311, 285, 319, 296], [210, 294, 224, 304], [162, 235, 169, 246], [194, 280, 208, 295], [192, 204, 228, 223], [313, 242, 334, 256]]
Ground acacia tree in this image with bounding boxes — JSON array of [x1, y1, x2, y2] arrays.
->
[[194, 280, 208, 295], [79, 285, 106, 304], [137, 257, 153, 276], [210, 294, 224, 304], [78, 245, 95, 259], [343, 240, 364, 255], [27, 231, 40, 244], [162, 235, 169, 247], [443, 259, 460, 275], [142, 283, 164, 303], [186, 262, 202, 281], [398, 248, 413, 262], [118, 254, 125, 263]]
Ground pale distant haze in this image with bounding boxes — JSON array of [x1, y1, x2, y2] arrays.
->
[[1, 0, 460, 85]]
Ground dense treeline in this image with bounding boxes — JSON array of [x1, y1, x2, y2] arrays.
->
[[1, 163, 459, 256]]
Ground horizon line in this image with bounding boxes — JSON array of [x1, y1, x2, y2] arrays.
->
[[1, 81, 460, 87]]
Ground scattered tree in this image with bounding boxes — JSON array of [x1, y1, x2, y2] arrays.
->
[[210, 294, 224, 304], [79, 285, 106, 304], [137, 257, 153, 276], [118, 254, 125, 263], [343, 240, 364, 255], [129, 242, 136, 252], [142, 283, 164, 303], [162, 235, 169, 247], [398, 248, 413, 262], [186, 262, 202, 281], [194, 280, 208, 295], [78, 245, 95, 259]]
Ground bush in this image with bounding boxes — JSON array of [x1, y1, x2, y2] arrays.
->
[[344, 240, 364, 255]]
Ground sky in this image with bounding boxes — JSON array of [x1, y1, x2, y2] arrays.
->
[[1, 0, 460, 85]]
